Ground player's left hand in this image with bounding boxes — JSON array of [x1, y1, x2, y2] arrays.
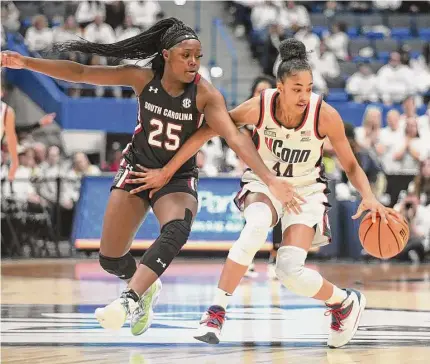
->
[[351, 196, 399, 224], [126, 164, 172, 197]]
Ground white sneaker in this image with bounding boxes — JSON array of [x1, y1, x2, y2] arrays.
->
[[130, 278, 162, 336], [194, 305, 226, 344], [95, 291, 138, 330], [326, 289, 366, 348]]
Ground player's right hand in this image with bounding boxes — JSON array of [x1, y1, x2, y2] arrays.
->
[[126, 165, 173, 198], [268, 178, 305, 215], [1, 51, 26, 69]]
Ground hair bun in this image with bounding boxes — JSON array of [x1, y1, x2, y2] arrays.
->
[[279, 38, 307, 63]]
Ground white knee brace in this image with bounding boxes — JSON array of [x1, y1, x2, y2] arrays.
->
[[228, 202, 273, 266], [275, 246, 323, 297]]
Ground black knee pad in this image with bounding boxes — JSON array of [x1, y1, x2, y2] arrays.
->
[[140, 208, 192, 276], [99, 252, 137, 280]]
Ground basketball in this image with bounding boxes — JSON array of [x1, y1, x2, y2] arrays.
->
[[359, 211, 410, 259]]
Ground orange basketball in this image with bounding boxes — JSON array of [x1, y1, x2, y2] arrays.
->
[[359, 211, 410, 259]]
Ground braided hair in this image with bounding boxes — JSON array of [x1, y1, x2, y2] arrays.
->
[[53, 17, 199, 76]]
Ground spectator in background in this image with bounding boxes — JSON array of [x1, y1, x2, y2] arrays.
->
[[408, 158, 430, 206], [354, 106, 382, 150], [411, 43, 430, 105], [346, 63, 379, 103], [200, 138, 224, 176], [196, 150, 218, 177], [372, 0, 402, 11], [32, 142, 47, 169], [394, 191, 430, 263], [75, 0, 106, 29], [323, 22, 349, 61], [116, 15, 141, 41], [336, 123, 385, 201], [25, 15, 53, 54], [105, 1, 126, 31], [53, 16, 81, 44], [376, 52, 416, 105], [250, 1, 278, 32], [126, 0, 162, 30], [393, 118, 428, 175], [399, 95, 421, 131], [280, 0, 310, 32], [375, 109, 404, 176], [84, 14, 116, 44], [315, 42, 340, 82], [1, 1, 20, 32], [417, 102, 430, 139], [294, 26, 320, 65], [262, 23, 286, 75]]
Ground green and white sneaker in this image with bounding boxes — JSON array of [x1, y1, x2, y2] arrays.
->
[[130, 278, 162, 336]]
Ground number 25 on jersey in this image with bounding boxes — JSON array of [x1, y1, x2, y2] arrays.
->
[[148, 118, 183, 151]]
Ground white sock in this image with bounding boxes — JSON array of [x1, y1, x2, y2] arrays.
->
[[212, 288, 232, 310], [325, 286, 348, 305]]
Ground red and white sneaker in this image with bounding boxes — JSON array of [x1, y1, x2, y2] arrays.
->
[[325, 288, 366, 348], [193, 305, 226, 344]]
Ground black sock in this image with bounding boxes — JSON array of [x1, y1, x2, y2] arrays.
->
[[124, 288, 140, 302]]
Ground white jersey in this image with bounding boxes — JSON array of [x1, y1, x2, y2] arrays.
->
[[242, 88, 326, 196]]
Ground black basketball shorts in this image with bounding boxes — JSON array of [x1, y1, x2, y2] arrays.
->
[[111, 161, 198, 207]]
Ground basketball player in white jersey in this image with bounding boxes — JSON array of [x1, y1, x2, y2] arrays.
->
[[1, 96, 19, 181], [126, 39, 399, 348]]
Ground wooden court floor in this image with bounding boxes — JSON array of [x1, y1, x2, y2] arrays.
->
[[1, 258, 429, 363]]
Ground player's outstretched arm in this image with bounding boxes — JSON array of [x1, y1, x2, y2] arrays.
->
[[319, 102, 397, 223], [1, 51, 150, 93], [201, 84, 304, 210]]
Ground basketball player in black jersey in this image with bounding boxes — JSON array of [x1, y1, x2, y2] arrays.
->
[[1, 18, 301, 336]]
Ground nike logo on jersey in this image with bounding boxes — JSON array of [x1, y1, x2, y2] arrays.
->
[[264, 126, 277, 138]]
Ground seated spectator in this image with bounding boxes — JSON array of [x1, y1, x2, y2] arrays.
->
[[53, 15, 81, 44], [354, 106, 382, 150], [417, 102, 430, 139], [336, 123, 384, 201], [399, 95, 418, 127], [262, 23, 286, 75], [410, 43, 430, 104], [323, 22, 349, 61], [279, 0, 310, 32], [200, 138, 224, 175], [196, 150, 218, 177], [315, 42, 340, 81], [408, 158, 430, 206], [250, 1, 278, 32], [1, 1, 20, 32], [126, 0, 162, 30], [346, 64, 379, 103], [25, 15, 53, 54], [376, 52, 416, 105], [2, 146, 43, 205], [116, 15, 140, 41], [84, 15, 116, 44], [372, 0, 402, 11], [375, 110, 405, 176], [393, 118, 428, 175], [394, 191, 430, 263], [294, 26, 320, 66], [75, 0, 106, 29], [105, 1, 126, 31]]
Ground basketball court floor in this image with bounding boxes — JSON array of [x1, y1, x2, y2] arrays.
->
[[2, 259, 429, 363]]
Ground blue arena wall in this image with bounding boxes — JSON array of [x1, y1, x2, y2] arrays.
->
[[72, 176, 362, 258]]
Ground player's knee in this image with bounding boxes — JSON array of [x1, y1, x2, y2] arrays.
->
[[275, 246, 307, 285], [228, 203, 272, 266], [140, 208, 192, 276], [99, 251, 137, 280], [275, 246, 323, 296]]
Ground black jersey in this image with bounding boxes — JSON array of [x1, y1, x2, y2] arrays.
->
[[123, 73, 203, 178]]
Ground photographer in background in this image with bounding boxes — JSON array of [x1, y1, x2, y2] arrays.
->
[[394, 191, 430, 263]]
